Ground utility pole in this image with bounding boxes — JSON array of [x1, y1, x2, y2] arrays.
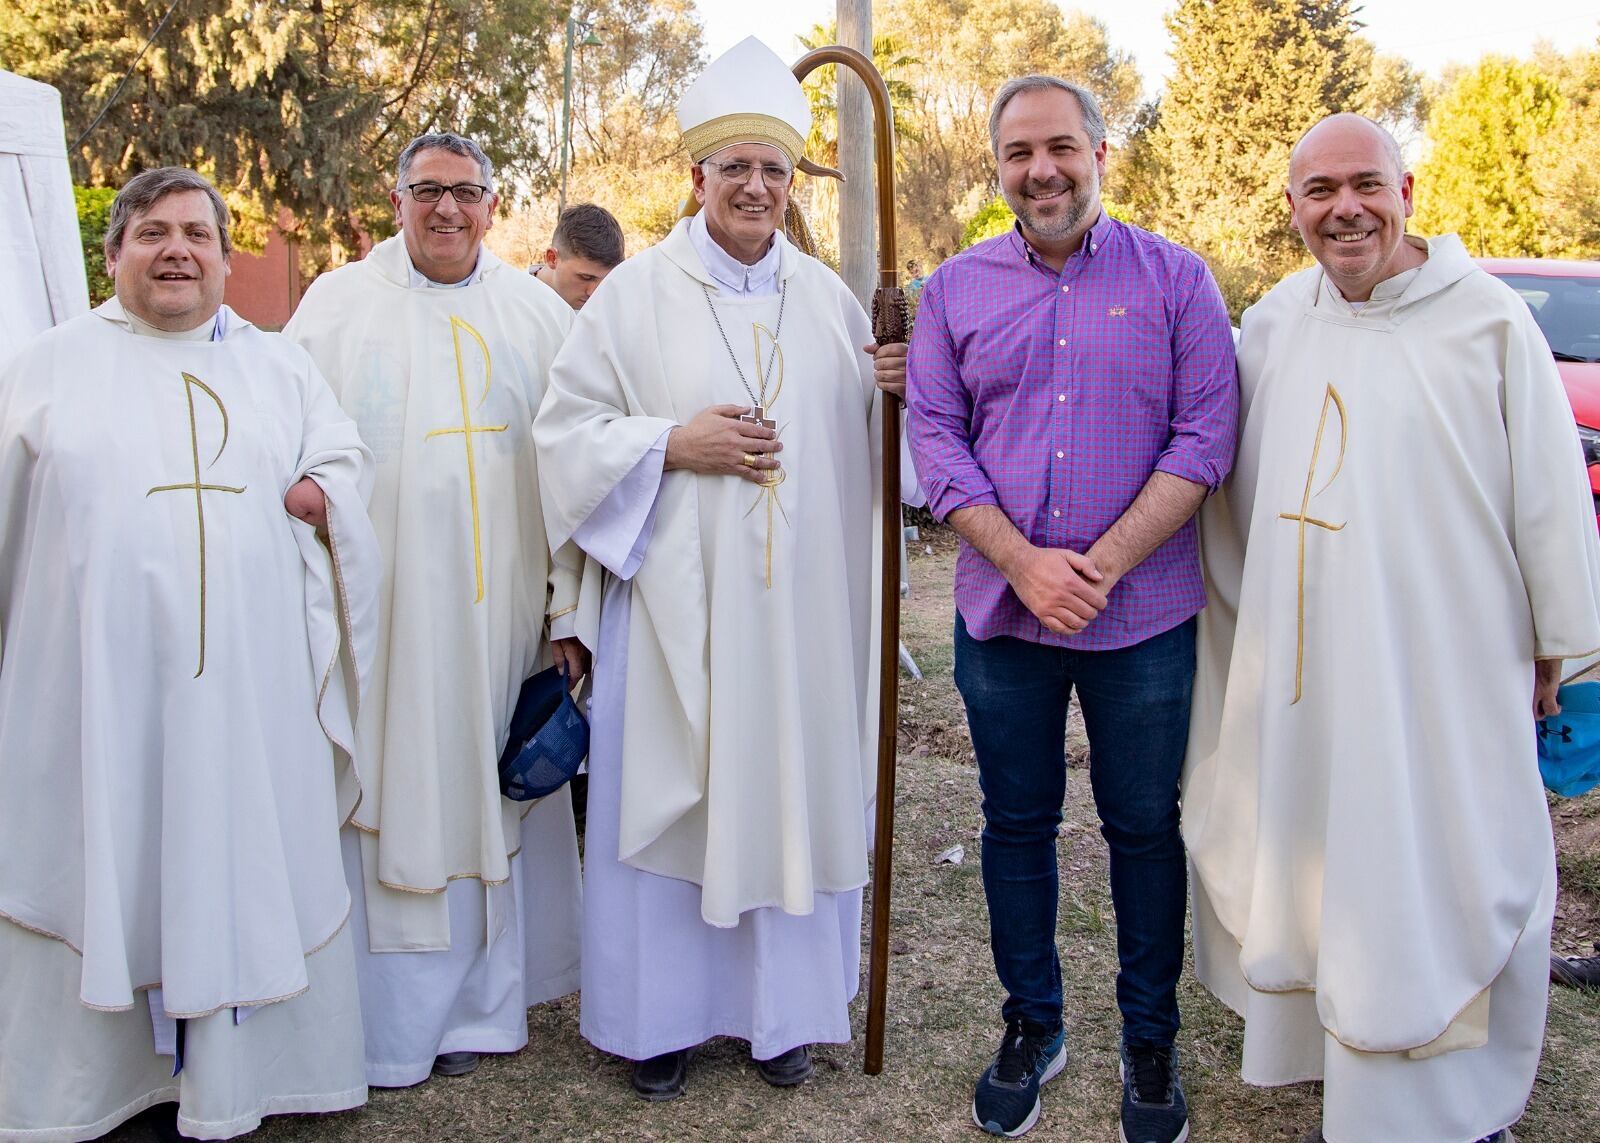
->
[[559, 16, 602, 216], [837, 0, 875, 311]]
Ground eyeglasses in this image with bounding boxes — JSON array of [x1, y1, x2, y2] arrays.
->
[[403, 181, 491, 204], [702, 160, 793, 187]]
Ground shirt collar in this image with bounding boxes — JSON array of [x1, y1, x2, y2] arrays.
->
[[1009, 210, 1114, 268], [402, 243, 483, 290], [689, 210, 782, 296]]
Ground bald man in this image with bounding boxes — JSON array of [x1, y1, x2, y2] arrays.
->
[[1182, 113, 1600, 1143]]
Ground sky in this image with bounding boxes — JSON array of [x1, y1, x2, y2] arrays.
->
[[692, 0, 1600, 97]]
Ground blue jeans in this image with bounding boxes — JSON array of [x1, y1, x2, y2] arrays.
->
[[953, 612, 1195, 1047]]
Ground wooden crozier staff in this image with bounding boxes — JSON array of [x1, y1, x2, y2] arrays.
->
[[788, 46, 907, 1077]]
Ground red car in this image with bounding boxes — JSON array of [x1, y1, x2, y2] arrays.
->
[[1479, 258, 1600, 529]]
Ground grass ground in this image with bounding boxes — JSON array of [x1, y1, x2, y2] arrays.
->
[[117, 525, 1600, 1142]]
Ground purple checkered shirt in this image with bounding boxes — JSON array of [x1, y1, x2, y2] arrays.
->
[[907, 216, 1238, 650]]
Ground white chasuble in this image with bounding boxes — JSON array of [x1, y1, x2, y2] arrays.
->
[[535, 218, 886, 926], [1184, 236, 1600, 1140], [0, 300, 377, 1019], [286, 235, 587, 952]]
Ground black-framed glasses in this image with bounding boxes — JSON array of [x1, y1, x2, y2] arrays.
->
[[404, 181, 491, 204], [701, 159, 792, 187]]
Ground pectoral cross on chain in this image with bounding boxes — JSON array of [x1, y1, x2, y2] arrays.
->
[[425, 315, 507, 604], [147, 371, 246, 678], [1276, 384, 1348, 705], [739, 405, 776, 431]]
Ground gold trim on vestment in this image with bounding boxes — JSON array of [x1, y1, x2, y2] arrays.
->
[[1, 901, 352, 1019], [1276, 384, 1348, 704], [546, 603, 579, 621], [744, 321, 789, 588], [682, 113, 805, 164], [146, 371, 246, 678], [425, 315, 508, 604]]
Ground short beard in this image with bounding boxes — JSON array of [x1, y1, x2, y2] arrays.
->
[[1004, 177, 1096, 245]]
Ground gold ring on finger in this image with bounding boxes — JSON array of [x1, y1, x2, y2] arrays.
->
[[741, 452, 758, 467]]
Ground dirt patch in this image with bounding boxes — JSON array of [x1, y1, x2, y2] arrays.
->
[[1553, 793, 1600, 956]]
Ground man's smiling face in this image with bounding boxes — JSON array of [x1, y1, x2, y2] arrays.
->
[[391, 147, 498, 284], [1287, 115, 1417, 302], [995, 87, 1106, 252], [691, 142, 792, 265], [106, 188, 231, 331]]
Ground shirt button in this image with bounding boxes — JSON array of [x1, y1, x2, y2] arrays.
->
[[1056, 450, 1064, 458], [1052, 509, 1061, 518], [1057, 338, 1066, 346], [1057, 394, 1066, 402], [1062, 285, 1070, 293]]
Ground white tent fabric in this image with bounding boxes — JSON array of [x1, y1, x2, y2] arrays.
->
[[0, 70, 89, 364]]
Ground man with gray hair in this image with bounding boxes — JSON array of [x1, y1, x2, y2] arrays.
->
[[1185, 111, 1600, 1143], [0, 165, 381, 1139], [286, 132, 592, 1088], [907, 75, 1237, 1139]]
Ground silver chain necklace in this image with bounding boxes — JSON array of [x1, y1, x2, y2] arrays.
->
[[701, 281, 787, 421]]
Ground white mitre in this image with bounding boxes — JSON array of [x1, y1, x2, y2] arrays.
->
[[676, 36, 811, 164]]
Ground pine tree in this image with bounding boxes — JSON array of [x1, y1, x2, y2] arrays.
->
[[1, 0, 562, 256], [1155, 0, 1363, 306], [1412, 56, 1563, 257]]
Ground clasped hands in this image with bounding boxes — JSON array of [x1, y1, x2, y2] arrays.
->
[[1008, 544, 1113, 636]]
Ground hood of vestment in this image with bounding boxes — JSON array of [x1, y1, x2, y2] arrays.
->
[[658, 216, 802, 293], [360, 232, 508, 289]]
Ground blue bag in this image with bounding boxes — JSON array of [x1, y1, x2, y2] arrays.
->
[[497, 665, 589, 801], [1536, 680, 1600, 798]]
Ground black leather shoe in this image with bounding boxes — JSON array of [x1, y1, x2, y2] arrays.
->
[[631, 1048, 692, 1101], [755, 1044, 813, 1087], [432, 1051, 480, 1077]]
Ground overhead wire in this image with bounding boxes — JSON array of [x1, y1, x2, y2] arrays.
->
[[72, 0, 185, 149]]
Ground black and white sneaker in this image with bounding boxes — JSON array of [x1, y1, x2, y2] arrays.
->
[[1119, 1041, 1188, 1143], [970, 1019, 1067, 1137]]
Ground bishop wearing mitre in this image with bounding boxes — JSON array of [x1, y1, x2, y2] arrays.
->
[[0, 167, 380, 1141], [533, 37, 915, 1100]]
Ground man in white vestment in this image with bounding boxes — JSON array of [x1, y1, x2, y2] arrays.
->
[[533, 37, 913, 1100], [1183, 114, 1600, 1143], [0, 70, 90, 362], [0, 167, 380, 1142], [285, 132, 589, 1087]]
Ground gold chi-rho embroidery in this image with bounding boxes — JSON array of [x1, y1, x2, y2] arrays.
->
[[147, 371, 246, 678], [1276, 384, 1347, 705], [426, 315, 507, 603], [742, 321, 789, 589]]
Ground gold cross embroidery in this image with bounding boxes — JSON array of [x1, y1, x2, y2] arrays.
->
[[147, 371, 246, 678], [743, 322, 789, 588], [1277, 384, 1347, 704], [425, 315, 507, 603]]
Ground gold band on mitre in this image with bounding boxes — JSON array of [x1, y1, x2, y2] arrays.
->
[[682, 112, 806, 165]]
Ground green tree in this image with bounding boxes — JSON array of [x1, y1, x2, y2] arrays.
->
[[875, 0, 1141, 264], [791, 21, 919, 268], [73, 185, 116, 304], [541, 0, 707, 246], [1155, 0, 1364, 308], [1412, 56, 1563, 256], [1, 0, 562, 260], [1350, 39, 1428, 152], [1530, 42, 1600, 259]]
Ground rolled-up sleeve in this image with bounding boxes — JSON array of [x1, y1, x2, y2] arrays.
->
[[907, 275, 998, 520], [1156, 257, 1238, 491]]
